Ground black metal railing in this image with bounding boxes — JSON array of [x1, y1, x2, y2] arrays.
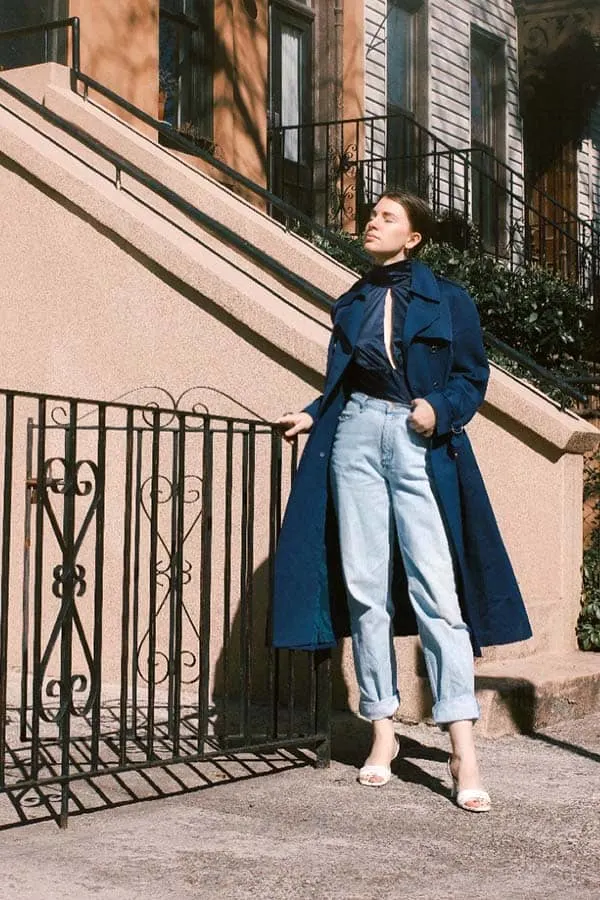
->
[[0, 16, 80, 73], [0, 387, 330, 828], [270, 114, 600, 313], [0, 44, 591, 408]]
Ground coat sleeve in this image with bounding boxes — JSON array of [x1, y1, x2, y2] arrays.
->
[[424, 285, 489, 437]]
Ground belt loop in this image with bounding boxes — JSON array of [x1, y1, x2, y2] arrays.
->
[[356, 392, 368, 411]]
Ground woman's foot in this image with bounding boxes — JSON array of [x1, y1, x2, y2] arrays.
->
[[447, 754, 491, 812], [358, 718, 399, 787]]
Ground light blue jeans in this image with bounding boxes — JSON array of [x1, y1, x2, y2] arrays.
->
[[330, 392, 480, 725]]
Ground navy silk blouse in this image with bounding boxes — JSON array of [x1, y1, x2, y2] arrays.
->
[[344, 259, 413, 404]]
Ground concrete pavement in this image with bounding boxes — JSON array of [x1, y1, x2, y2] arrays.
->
[[0, 712, 598, 900]]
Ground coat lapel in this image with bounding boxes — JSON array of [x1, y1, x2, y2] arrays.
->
[[333, 291, 367, 348], [320, 287, 367, 408], [403, 260, 451, 347]]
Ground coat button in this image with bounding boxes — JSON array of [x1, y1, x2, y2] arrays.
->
[[432, 380, 440, 388], [319, 452, 325, 458]]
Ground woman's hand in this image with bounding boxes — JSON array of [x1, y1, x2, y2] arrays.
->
[[408, 398, 436, 438], [277, 411, 314, 443]]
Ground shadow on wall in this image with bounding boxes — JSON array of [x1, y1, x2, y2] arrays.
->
[[73, 0, 159, 121], [210, 556, 327, 746]]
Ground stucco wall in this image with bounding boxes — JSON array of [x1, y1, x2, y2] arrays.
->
[[213, 0, 268, 188], [1, 144, 596, 722], [68, 0, 159, 122], [0, 67, 597, 725], [0, 153, 316, 714]]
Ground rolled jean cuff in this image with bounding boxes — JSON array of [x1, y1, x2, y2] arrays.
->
[[432, 693, 480, 724], [359, 692, 400, 721]]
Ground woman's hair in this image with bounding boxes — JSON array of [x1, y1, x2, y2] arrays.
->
[[376, 190, 436, 255]]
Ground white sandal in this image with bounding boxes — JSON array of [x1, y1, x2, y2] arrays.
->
[[358, 736, 400, 787], [447, 758, 491, 812]]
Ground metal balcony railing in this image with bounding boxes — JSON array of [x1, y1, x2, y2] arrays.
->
[[269, 113, 600, 314]]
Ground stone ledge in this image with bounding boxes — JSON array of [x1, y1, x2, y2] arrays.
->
[[474, 651, 600, 737], [485, 364, 600, 454]]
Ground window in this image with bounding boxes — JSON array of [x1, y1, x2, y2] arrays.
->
[[470, 28, 506, 250], [159, 1, 213, 137], [270, 3, 312, 163], [387, 1, 416, 117], [386, 0, 425, 195], [0, 1, 68, 69], [269, 1, 313, 216], [471, 40, 496, 150], [280, 23, 306, 161]]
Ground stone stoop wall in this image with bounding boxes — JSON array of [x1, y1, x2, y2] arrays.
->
[[0, 66, 598, 726]]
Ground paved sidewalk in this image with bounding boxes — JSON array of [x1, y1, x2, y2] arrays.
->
[[0, 712, 598, 900]]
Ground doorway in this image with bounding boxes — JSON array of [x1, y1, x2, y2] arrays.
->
[[269, 1, 313, 215]]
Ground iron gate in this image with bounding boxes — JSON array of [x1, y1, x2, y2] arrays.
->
[[0, 388, 330, 828]]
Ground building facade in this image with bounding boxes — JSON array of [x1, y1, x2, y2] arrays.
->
[[1, 1, 599, 300], [0, 0, 598, 767]]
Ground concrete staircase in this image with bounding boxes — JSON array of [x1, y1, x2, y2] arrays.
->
[[0, 62, 598, 737]]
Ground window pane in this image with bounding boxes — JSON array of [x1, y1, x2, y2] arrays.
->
[[387, 5, 414, 113], [161, 0, 186, 15], [159, 2, 213, 134], [159, 15, 182, 126], [0, 0, 66, 68], [281, 24, 303, 161], [471, 43, 493, 147]]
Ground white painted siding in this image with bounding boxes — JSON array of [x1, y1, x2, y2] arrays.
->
[[429, 0, 522, 171], [364, 0, 387, 200], [578, 140, 592, 223], [578, 102, 600, 227], [592, 106, 600, 226], [427, 1, 523, 261], [362, 1, 525, 226], [576, 103, 600, 295]]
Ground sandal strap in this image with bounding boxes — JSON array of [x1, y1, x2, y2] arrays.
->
[[358, 764, 392, 785], [456, 788, 491, 809], [359, 764, 391, 778]]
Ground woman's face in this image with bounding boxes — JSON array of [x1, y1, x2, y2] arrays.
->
[[363, 197, 422, 264]]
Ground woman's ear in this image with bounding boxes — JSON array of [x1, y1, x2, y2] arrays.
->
[[406, 230, 423, 251]]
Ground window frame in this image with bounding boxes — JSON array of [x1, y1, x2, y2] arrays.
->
[[270, 1, 313, 160], [470, 26, 506, 160], [158, 0, 214, 137]]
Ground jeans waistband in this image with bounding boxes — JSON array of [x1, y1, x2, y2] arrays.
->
[[349, 391, 412, 413]]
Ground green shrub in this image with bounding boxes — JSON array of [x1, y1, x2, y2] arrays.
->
[[420, 242, 590, 369], [577, 451, 600, 651]]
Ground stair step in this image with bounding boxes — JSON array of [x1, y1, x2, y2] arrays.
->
[[474, 651, 600, 736]]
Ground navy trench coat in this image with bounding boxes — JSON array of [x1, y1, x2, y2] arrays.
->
[[272, 260, 532, 655]]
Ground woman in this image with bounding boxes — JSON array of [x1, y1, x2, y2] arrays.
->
[[273, 191, 532, 811]]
